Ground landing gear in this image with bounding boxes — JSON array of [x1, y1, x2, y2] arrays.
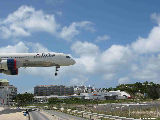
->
[[55, 66, 60, 76], [55, 73, 58, 76]]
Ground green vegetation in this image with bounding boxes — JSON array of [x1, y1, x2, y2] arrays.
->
[[14, 81, 160, 107], [14, 92, 34, 106], [48, 97, 147, 105], [46, 81, 160, 105], [48, 98, 98, 105], [106, 81, 160, 100]]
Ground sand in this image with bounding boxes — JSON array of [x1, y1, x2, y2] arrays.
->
[[0, 107, 28, 120]]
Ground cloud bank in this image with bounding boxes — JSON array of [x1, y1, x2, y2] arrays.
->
[[0, 5, 94, 41], [1, 6, 160, 88]]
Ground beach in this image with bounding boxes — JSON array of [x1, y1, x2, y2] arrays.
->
[[0, 107, 28, 120]]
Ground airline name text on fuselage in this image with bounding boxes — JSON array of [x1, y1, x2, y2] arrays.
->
[[36, 53, 55, 57]]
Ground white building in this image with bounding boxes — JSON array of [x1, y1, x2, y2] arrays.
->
[[73, 86, 94, 94], [80, 90, 131, 100], [0, 79, 17, 105], [80, 93, 105, 100], [106, 90, 131, 99], [34, 95, 70, 103], [34, 94, 85, 103]]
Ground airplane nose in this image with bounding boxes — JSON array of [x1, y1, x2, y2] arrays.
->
[[71, 59, 76, 65]]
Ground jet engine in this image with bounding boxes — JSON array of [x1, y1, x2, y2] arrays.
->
[[0, 59, 18, 75], [0, 59, 17, 70]]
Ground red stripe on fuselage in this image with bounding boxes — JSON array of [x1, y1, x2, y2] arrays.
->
[[14, 59, 16, 69], [16, 68, 18, 74]]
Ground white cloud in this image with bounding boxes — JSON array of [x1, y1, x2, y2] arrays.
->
[[27, 42, 49, 53], [3, 28, 160, 86], [70, 41, 131, 77], [151, 13, 160, 25], [101, 45, 132, 64], [71, 41, 99, 56], [0, 5, 59, 39], [69, 76, 88, 86], [23, 67, 53, 77], [103, 74, 115, 81], [59, 21, 95, 41], [95, 34, 110, 42], [0, 6, 94, 42], [76, 56, 96, 74], [131, 26, 160, 54], [0, 41, 49, 54], [1, 11, 160, 88], [118, 77, 130, 84], [0, 42, 29, 53], [132, 55, 160, 83], [69, 17, 160, 85]]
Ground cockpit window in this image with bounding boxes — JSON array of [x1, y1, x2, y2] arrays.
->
[[66, 56, 71, 58]]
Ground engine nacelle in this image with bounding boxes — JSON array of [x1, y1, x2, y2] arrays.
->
[[0, 69, 18, 75], [0, 59, 17, 70]]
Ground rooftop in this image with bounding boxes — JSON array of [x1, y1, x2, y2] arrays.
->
[[0, 79, 9, 83]]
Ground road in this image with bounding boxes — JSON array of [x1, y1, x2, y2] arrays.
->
[[45, 110, 87, 120], [30, 111, 50, 120]]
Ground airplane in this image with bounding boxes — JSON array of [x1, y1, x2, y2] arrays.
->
[[0, 52, 76, 76]]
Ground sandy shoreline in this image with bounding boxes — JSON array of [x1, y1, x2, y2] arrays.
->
[[0, 107, 28, 120]]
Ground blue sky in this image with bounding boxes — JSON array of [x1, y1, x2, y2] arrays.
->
[[1, 0, 160, 93]]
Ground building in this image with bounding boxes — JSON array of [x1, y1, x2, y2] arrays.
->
[[73, 85, 94, 94], [0, 79, 17, 105], [80, 93, 105, 100], [34, 85, 74, 96], [80, 90, 131, 100], [34, 95, 70, 103], [105, 90, 131, 99], [34, 95, 85, 103]]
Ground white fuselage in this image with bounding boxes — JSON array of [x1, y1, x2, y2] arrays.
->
[[0, 52, 76, 69]]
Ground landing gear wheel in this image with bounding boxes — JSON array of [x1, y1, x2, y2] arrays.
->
[[55, 66, 60, 76], [55, 73, 58, 76]]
